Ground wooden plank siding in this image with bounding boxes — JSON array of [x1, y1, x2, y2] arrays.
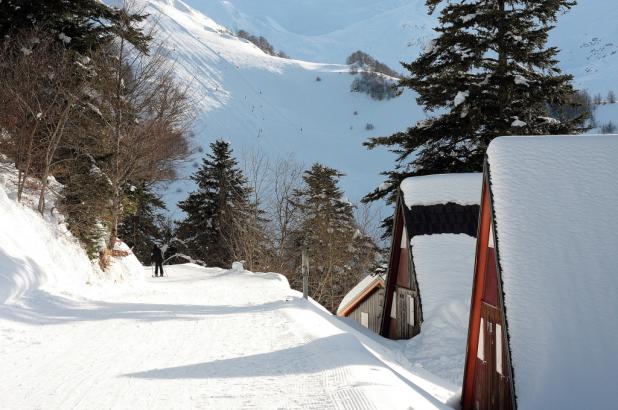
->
[[463, 178, 493, 409], [347, 288, 385, 334], [396, 287, 420, 339], [463, 166, 516, 410], [473, 303, 513, 410], [380, 199, 406, 337]]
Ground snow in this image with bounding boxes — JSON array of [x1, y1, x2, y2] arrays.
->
[[538, 116, 560, 125], [58, 32, 71, 44], [231, 260, 245, 272], [0, 263, 455, 409], [0, 162, 145, 304], [400, 173, 482, 208], [107, 240, 145, 283], [0, 180, 92, 304], [460, 14, 476, 23], [590, 102, 618, 134], [453, 91, 469, 107], [0, 158, 456, 407], [404, 234, 476, 385], [337, 273, 384, 315], [513, 75, 528, 86], [486, 134, 618, 409], [511, 119, 527, 127]]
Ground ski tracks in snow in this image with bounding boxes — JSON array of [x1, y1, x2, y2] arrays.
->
[[0, 265, 444, 409]]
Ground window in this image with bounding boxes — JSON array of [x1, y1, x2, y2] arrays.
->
[[407, 294, 415, 326], [477, 319, 485, 361], [488, 219, 495, 248], [360, 312, 369, 328], [400, 226, 408, 249], [496, 323, 503, 375], [390, 291, 397, 318]]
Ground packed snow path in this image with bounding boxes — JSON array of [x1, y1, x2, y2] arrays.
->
[[0, 264, 448, 409]]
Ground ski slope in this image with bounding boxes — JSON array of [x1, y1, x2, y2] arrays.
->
[[0, 264, 454, 409], [134, 0, 618, 214], [123, 0, 426, 213]]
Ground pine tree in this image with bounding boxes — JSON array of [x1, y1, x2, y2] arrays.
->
[[177, 140, 252, 268], [292, 164, 376, 313], [60, 153, 113, 259], [118, 185, 166, 264], [0, 0, 150, 53], [364, 0, 582, 237]]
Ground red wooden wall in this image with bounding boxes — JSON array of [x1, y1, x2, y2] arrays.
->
[[462, 178, 514, 410]]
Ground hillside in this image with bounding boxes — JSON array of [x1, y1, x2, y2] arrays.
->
[[135, 0, 618, 212], [139, 0, 423, 214]]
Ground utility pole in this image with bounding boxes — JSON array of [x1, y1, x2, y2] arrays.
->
[[302, 250, 309, 299]]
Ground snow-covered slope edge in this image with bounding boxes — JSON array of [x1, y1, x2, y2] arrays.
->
[[0, 183, 91, 304], [0, 164, 144, 304]]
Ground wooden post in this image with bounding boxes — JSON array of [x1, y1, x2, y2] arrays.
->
[[302, 250, 309, 299]]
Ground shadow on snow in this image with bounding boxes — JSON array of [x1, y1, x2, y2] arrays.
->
[[0, 289, 289, 325]]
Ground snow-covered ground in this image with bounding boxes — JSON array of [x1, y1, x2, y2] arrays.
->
[[404, 234, 476, 385], [0, 264, 456, 409], [0, 159, 459, 409]]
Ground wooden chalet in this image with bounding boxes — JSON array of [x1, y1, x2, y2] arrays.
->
[[462, 135, 618, 410], [380, 173, 481, 340], [336, 274, 385, 333]]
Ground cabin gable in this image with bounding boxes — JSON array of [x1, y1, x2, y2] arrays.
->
[[381, 189, 481, 341], [462, 168, 515, 410], [380, 196, 421, 339], [342, 285, 385, 333]]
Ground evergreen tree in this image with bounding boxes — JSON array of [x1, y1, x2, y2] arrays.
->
[[0, 0, 150, 53], [177, 140, 252, 268], [364, 0, 583, 237], [118, 185, 166, 264], [60, 153, 113, 259], [292, 164, 376, 313]]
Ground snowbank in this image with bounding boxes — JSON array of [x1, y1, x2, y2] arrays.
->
[[0, 163, 145, 304], [106, 240, 146, 283], [487, 135, 618, 409], [0, 181, 93, 303], [405, 234, 476, 385], [400, 173, 482, 208]]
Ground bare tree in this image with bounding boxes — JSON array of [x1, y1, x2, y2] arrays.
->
[[354, 201, 384, 246], [608, 90, 616, 104], [0, 32, 84, 212], [268, 156, 304, 272], [90, 4, 193, 250]]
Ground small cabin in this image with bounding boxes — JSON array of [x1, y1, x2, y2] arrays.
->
[[462, 135, 618, 410], [337, 274, 385, 333], [380, 173, 481, 341]]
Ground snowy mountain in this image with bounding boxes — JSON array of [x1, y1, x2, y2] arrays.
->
[[135, 0, 618, 213]]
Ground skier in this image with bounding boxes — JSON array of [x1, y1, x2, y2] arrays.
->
[[150, 244, 164, 277]]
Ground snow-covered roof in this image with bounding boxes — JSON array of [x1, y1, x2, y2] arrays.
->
[[405, 234, 476, 384], [400, 173, 482, 208], [487, 135, 618, 408], [337, 274, 384, 315]]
